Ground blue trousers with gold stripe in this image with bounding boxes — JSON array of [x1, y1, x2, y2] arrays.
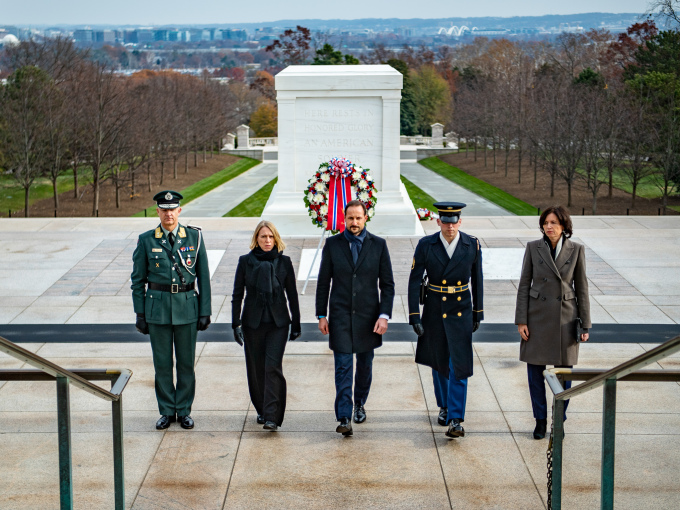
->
[[432, 358, 468, 423]]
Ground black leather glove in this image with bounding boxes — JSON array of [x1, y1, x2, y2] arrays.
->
[[412, 323, 425, 337], [135, 314, 149, 335], [289, 330, 302, 341], [197, 316, 211, 331], [233, 326, 244, 346], [472, 321, 480, 333]]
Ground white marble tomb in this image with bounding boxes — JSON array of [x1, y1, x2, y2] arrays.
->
[[261, 65, 424, 236]]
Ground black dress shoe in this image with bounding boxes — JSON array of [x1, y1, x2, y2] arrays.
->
[[256, 414, 265, 425], [263, 421, 278, 431], [178, 415, 194, 429], [155, 415, 175, 430], [336, 417, 353, 436], [445, 418, 465, 438], [353, 404, 366, 424], [438, 407, 448, 426], [533, 419, 547, 440]]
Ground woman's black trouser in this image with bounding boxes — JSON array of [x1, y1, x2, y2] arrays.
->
[[243, 322, 288, 426]]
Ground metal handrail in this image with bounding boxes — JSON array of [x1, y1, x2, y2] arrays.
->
[[543, 335, 680, 510], [545, 335, 680, 400], [0, 335, 130, 400], [0, 335, 132, 510]]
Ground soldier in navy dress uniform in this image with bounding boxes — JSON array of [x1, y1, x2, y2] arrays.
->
[[408, 202, 484, 438], [131, 190, 212, 431]]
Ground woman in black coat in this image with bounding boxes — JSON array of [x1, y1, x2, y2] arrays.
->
[[231, 220, 301, 431]]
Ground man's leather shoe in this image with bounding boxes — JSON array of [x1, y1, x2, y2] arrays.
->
[[155, 415, 175, 430], [445, 418, 465, 438], [438, 407, 448, 426], [178, 415, 194, 429], [353, 404, 366, 424], [534, 418, 547, 440], [336, 417, 353, 436], [256, 414, 265, 425], [263, 421, 278, 431]]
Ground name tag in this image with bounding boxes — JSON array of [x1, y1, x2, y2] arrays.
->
[[152, 248, 163, 253]]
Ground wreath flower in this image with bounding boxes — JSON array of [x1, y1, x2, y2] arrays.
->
[[303, 158, 378, 233], [416, 208, 438, 221]]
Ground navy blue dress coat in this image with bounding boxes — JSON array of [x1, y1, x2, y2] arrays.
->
[[408, 232, 484, 380], [315, 231, 395, 354]]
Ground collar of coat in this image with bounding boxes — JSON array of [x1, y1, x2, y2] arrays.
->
[[536, 236, 575, 277], [338, 229, 375, 270]]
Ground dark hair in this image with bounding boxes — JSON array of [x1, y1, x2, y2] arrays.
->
[[539, 206, 573, 238], [344, 200, 367, 216]]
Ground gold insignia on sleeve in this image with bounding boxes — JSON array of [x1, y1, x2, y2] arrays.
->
[[411, 258, 415, 270], [154, 227, 162, 238], [178, 227, 186, 238]]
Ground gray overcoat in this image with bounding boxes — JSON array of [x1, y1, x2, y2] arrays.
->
[[514, 237, 591, 366]]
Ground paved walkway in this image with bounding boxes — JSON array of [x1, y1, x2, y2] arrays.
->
[[1, 217, 679, 508], [401, 161, 513, 216], [1, 340, 678, 508], [1, 216, 678, 326], [180, 162, 278, 217]]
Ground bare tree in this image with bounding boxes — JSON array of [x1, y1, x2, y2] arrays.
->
[[0, 66, 51, 216], [647, 0, 680, 29]]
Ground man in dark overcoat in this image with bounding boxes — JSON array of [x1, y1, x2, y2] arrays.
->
[[408, 202, 483, 438], [316, 200, 395, 436], [131, 190, 212, 430]]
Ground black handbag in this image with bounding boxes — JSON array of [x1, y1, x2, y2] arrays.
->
[[419, 274, 428, 305]]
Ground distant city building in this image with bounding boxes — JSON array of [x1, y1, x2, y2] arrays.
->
[[74, 29, 94, 44]]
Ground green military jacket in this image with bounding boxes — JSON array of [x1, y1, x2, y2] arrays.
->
[[131, 223, 212, 325]]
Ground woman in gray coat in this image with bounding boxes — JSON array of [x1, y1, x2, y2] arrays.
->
[[515, 206, 591, 440]]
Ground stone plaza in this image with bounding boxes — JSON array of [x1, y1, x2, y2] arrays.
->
[[1, 214, 679, 509]]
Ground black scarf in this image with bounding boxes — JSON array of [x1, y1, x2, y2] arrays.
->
[[344, 227, 366, 265], [250, 246, 282, 306]]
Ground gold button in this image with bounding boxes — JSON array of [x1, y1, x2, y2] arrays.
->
[[457, 281, 462, 285], [457, 312, 462, 317], [442, 297, 447, 301], [442, 280, 447, 284], [457, 296, 461, 301], [443, 314, 447, 319]]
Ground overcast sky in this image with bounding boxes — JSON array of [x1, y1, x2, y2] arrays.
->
[[3, 1, 650, 25]]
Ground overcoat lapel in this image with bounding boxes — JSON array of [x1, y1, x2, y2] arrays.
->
[[555, 238, 574, 271], [354, 233, 373, 271], [536, 242, 561, 278], [443, 233, 469, 275], [430, 237, 449, 269], [339, 235, 355, 268]]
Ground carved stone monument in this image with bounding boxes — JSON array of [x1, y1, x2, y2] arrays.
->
[[262, 65, 423, 236]]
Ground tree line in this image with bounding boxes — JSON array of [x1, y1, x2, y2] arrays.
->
[[0, 38, 267, 217]]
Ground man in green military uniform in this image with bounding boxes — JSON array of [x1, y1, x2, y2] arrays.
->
[[131, 190, 212, 430]]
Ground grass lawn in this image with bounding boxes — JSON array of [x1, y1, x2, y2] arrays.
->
[[575, 167, 663, 199], [419, 157, 537, 215], [401, 175, 438, 211], [132, 157, 260, 217], [224, 178, 277, 217], [0, 168, 91, 216], [669, 205, 680, 213]]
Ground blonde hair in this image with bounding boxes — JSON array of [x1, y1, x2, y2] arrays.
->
[[250, 220, 286, 251]]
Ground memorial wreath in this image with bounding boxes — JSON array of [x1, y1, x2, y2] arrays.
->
[[303, 157, 378, 233], [416, 208, 438, 221]]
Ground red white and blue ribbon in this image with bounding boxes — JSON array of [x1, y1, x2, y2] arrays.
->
[[327, 157, 353, 232]]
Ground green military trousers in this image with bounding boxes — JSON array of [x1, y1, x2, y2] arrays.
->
[[148, 323, 197, 416]]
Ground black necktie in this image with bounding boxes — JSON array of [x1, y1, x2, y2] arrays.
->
[[168, 233, 175, 247]]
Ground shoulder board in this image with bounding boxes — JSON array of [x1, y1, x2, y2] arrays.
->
[[477, 239, 480, 250], [468, 234, 477, 239], [154, 227, 162, 239], [187, 225, 202, 231]]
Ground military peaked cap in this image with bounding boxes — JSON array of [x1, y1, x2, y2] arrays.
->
[[154, 190, 183, 209]]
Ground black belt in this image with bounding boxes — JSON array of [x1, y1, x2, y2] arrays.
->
[[148, 282, 195, 294]]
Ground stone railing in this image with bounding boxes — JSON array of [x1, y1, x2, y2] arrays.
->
[[249, 137, 278, 147], [401, 135, 432, 145]]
